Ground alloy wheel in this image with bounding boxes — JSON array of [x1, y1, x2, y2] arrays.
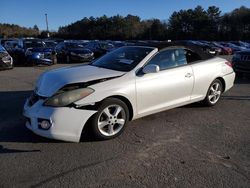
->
[[97, 105, 126, 137], [208, 82, 222, 104]]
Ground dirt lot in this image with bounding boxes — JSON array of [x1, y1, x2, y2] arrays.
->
[[0, 61, 250, 187]]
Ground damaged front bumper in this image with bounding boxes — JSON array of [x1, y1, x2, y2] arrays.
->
[[23, 97, 97, 142]]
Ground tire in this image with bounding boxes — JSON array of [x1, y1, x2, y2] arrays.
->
[[90, 98, 129, 140], [203, 79, 223, 107]]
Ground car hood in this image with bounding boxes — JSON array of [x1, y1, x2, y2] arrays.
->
[[36, 65, 125, 97]]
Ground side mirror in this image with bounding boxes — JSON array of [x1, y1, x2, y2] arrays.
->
[[142, 64, 160, 74]]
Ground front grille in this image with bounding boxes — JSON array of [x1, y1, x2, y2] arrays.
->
[[28, 92, 47, 106], [240, 55, 250, 61]]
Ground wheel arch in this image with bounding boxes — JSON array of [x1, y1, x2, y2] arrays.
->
[[106, 95, 134, 121], [79, 94, 134, 140], [216, 77, 226, 92]]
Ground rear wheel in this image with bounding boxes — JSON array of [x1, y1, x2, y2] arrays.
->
[[91, 98, 129, 140], [203, 79, 223, 106]]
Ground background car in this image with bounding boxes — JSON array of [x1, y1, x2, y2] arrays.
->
[[55, 41, 94, 63], [43, 40, 58, 49], [0, 44, 13, 70], [6, 38, 55, 66], [212, 42, 233, 55], [230, 41, 250, 49], [232, 50, 250, 75], [220, 42, 247, 53], [23, 39, 55, 65], [84, 41, 115, 58], [184, 40, 219, 55]]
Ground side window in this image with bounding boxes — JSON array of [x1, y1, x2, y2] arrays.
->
[[175, 49, 187, 66], [185, 49, 202, 63], [147, 49, 187, 71]]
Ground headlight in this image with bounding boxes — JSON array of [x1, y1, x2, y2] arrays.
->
[[2, 55, 11, 63], [44, 87, 94, 107], [38, 53, 45, 58], [70, 52, 77, 56]]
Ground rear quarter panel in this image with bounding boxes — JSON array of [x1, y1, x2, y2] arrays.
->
[[191, 57, 229, 100]]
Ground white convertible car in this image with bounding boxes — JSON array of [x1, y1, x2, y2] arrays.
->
[[23, 42, 235, 142]]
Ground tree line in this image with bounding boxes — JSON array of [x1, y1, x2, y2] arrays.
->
[[1, 6, 250, 41], [0, 23, 39, 38]]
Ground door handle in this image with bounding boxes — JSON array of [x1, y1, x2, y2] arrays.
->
[[185, 73, 193, 78]]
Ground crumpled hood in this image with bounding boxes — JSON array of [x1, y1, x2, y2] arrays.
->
[[36, 65, 125, 97]]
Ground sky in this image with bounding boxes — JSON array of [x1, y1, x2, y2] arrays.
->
[[1, 0, 250, 31]]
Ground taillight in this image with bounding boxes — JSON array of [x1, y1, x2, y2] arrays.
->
[[225, 61, 233, 68]]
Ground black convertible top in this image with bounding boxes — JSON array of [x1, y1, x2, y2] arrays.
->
[[134, 41, 214, 61]]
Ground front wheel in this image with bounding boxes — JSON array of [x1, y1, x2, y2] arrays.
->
[[203, 79, 223, 106], [91, 98, 129, 140]]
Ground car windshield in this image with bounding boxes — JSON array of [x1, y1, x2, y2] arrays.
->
[[91, 46, 154, 72], [66, 43, 87, 49], [25, 41, 45, 48], [44, 41, 57, 48]]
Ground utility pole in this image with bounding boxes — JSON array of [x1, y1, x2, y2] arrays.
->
[[45, 13, 50, 38]]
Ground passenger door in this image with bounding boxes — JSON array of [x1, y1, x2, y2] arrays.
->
[[135, 48, 194, 116]]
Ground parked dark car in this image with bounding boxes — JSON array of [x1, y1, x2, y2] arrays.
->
[[43, 40, 58, 48], [182, 40, 219, 55], [230, 41, 250, 49], [8, 39, 55, 65], [199, 41, 223, 55], [232, 50, 250, 75], [84, 41, 115, 58], [220, 42, 247, 53], [212, 42, 233, 55], [23, 39, 55, 65], [111, 41, 126, 49], [0, 44, 13, 70], [55, 41, 94, 63]]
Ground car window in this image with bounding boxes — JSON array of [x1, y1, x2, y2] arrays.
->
[[147, 49, 187, 71], [185, 49, 202, 63]]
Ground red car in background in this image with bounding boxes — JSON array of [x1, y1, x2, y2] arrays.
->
[[212, 42, 233, 55]]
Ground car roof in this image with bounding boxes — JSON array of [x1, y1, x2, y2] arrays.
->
[[133, 41, 214, 60]]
